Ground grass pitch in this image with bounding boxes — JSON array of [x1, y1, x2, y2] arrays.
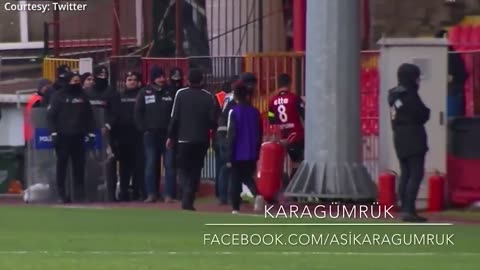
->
[[0, 205, 479, 270]]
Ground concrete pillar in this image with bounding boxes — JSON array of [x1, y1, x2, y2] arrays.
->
[[284, 0, 377, 200]]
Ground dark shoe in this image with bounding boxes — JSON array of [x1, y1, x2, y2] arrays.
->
[[402, 214, 428, 223], [182, 205, 196, 211], [58, 196, 71, 204]]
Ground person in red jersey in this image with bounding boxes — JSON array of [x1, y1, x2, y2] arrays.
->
[[268, 73, 305, 180]]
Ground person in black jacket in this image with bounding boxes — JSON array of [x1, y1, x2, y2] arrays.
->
[[85, 65, 122, 202], [47, 72, 96, 203], [169, 67, 184, 92], [117, 72, 144, 201], [42, 65, 71, 106], [135, 66, 176, 203], [388, 63, 430, 223], [166, 69, 218, 211], [81, 72, 95, 92]]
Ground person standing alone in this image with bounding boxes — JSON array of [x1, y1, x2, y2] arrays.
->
[[388, 63, 430, 222], [166, 69, 218, 211]]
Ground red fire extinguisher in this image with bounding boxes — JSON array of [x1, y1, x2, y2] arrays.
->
[[428, 172, 445, 212], [378, 170, 397, 210], [256, 141, 286, 202]]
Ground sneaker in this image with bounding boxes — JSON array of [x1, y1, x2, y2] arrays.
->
[[182, 205, 196, 211], [144, 195, 157, 203], [254, 195, 265, 212], [164, 197, 176, 203], [232, 210, 240, 215]]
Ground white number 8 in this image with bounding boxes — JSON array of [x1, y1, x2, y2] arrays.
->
[[278, 105, 288, 123]]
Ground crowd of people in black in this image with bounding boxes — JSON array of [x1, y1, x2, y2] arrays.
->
[[25, 64, 309, 213]]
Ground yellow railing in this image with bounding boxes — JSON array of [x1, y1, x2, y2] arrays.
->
[[244, 52, 305, 113], [42, 58, 80, 81]]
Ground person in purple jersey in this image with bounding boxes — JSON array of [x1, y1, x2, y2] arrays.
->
[[225, 82, 265, 214]]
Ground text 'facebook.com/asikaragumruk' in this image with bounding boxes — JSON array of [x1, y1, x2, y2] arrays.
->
[[203, 233, 455, 246]]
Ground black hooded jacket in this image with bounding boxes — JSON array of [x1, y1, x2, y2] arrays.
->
[[47, 84, 95, 136], [84, 84, 121, 130], [118, 87, 142, 138], [134, 84, 176, 133], [388, 64, 430, 159]]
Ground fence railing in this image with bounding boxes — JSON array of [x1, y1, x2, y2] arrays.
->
[[42, 58, 80, 82]]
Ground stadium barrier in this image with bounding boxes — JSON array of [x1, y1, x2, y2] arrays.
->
[[42, 57, 93, 82], [24, 108, 108, 203]]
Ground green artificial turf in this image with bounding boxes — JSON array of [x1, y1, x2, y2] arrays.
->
[[0, 205, 479, 270]]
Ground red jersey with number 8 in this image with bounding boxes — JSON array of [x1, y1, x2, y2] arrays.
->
[[268, 91, 305, 143]]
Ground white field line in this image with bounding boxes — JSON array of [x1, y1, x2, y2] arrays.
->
[[0, 251, 478, 257], [204, 223, 454, 226]]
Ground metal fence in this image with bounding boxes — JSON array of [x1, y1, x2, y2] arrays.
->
[[245, 52, 305, 112], [106, 53, 381, 181], [243, 51, 380, 179], [42, 58, 81, 82]]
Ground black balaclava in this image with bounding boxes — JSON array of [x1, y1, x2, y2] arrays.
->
[[55, 65, 71, 88], [64, 72, 82, 93], [397, 63, 421, 91], [169, 67, 184, 90], [94, 65, 109, 91]]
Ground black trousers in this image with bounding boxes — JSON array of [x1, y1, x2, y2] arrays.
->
[[55, 134, 86, 201], [177, 142, 208, 209], [118, 137, 144, 200], [398, 154, 425, 215], [231, 161, 258, 211]]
